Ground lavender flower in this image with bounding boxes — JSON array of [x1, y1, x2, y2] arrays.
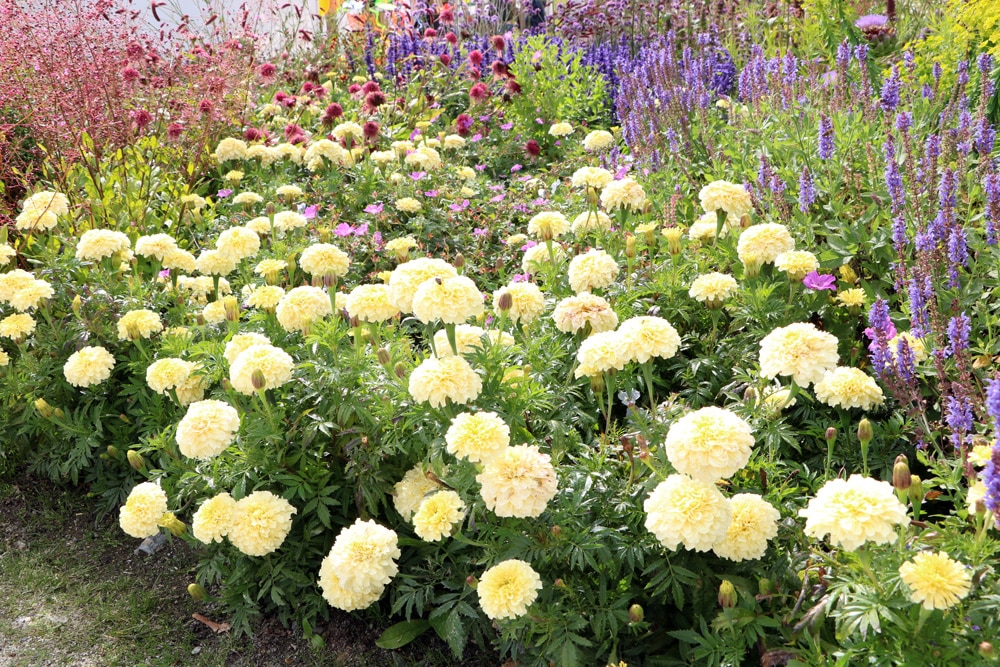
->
[[984, 172, 1000, 245], [945, 394, 973, 449], [818, 115, 834, 160], [946, 313, 970, 357], [879, 66, 901, 112], [799, 168, 816, 212]]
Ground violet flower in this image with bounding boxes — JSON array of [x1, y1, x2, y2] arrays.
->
[[803, 271, 836, 291]]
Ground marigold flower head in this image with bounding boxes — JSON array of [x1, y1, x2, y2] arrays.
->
[[318, 519, 399, 611], [644, 474, 732, 552], [600, 177, 647, 212], [548, 122, 574, 137], [568, 249, 619, 293], [477, 444, 557, 518], [276, 286, 333, 333], [522, 243, 566, 273], [117, 309, 163, 341], [146, 358, 196, 394], [571, 167, 613, 189], [799, 475, 909, 551], [408, 355, 482, 408], [618, 316, 680, 364], [814, 366, 884, 410], [393, 465, 440, 520], [665, 407, 754, 483], [775, 250, 820, 281], [737, 223, 795, 265], [837, 288, 867, 309], [477, 559, 542, 620], [493, 282, 545, 324], [413, 491, 465, 541], [246, 285, 285, 310], [300, 243, 350, 278], [571, 211, 612, 234], [446, 411, 510, 463], [76, 229, 131, 262], [759, 322, 839, 387], [228, 490, 296, 556], [552, 293, 618, 334], [689, 272, 739, 307], [388, 258, 458, 313], [229, 343, 295, 394], [135, 234, 178, 261], [64, 346, 116, 387], [699, 180, 752, 218], [898, 552, 972, 610], [119, 482, 168, 539], [9, 280, 54, 311], [0, 270, 35, 303], [176, 399, 240, 460], [412, 275, 484, 324], [432, 324, 496, 357], [712, 494, 780, 561], [272, 210, 308, 234], [346, 284, 399, 323], [195, 248, 237, 276], [214, 137, 248, 162], [216, 226, 261, 261], [0, 313, 35, 340], [575, 330, 628, 378], [583, 129, 615, 152], [527, 211, 570, 240], [192, 492, 236, 544]]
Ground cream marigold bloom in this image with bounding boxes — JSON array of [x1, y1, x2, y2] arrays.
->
[[836, 288, 867, 309], [548, 122, 574, 137], [119, 482, 168, 539], [737, 224, 795, 265], [214, 137, 248, 162], [388, 258, 458, 313], [192, 492, 236, 544], [552, 293, 618, 334], [478, 559, 542, 620], [273, 210, 308, 234], [527, 211, 570, 240], [413, 491, 465, 541], [889, 331, 928, 362], [202, 299, 228, 324], [759, 322, 840, 387], [146, 358, 196, 394], [457, 166, 476, 180], [408, 355, 482, 408], [712, 494, 780, 562], [64, 346, 115, 387], [224, 170, 244, 184], [522, 243, 566, 273], [477, 445, 558, 518], [318, 519, 400, 611], [600, 177, 648, 212], [221, 333, 270, 367], [404, 146, 442, 170], [800, 475, 909, 551], [446, 411, 510, 463], [0, 244, 15, 265], [394, 197, 423, 213], [332, 121, 364, 142], [568, 249, 619, 293], [0, 270, 35, 303], [572, 210, 613, 234], [176, 399, 240, 460], [664, 407, 754, 483], [0, 313, 35, 340], [412, 275, 484, 324], [775, 250, 819, 281], [0, 349, 7, 366], [967, 480, 988, 513], [433, 324, 490, 357], [135, 234, 178, 261], [644, 474, 732, 552], [493, 282, 545, 325], [175, 375, 207, 406], [233, 191, 264, 206], [228, 491, 297, 556], [275, 184, 303, 199], [583, 129, 615, 152], [230, 343, 295, 394], [76, 229, 130, 262], [699, 180, 752, 218], [575, 330, 628, 378], [618, 316, 680, 364], [195, 249, 237, 276], [688, 211, 738, 242], [162, 248, 196, 273], [899, 552, 972, 611], [393, 465, 440, 520], [17, 191, 68, 232], [276, 286, 333, 333], [117, 309, 163, 341], [217, 227, 261, 261], [814, 367, 884, 410], [274, 142, 304, 164], [9, 280, 54, 311], [300, 243, 350, 278], [341, 285, 394, 323], [689, 272, 739, 307], [571, 167, 613, 189], [246, 285, 285, 310]]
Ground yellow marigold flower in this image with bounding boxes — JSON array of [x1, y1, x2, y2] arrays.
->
[[246, 284, 285, 310], [176, 399, 240, 460], [318, 519, 400, 611], [698, 180, 752, 218], [0, 244, 16, 265], [799, 475, 909, 551], [0, 270, 34, 303], [548, 122, 574, 137], [761, 387, 796, 413], [391, 140, 415, 156], [228, 490, 297, 556], [506, 233, 527, 246], [222, 333, 271, 367], [272, 210, 308, 234], [135, 234, 178, 261], [575, 330, 628, 378], [644, 474, 732, 552], [119, 482, 168, 539], [275, 184, 303, 199], [146, 358, 196, 394], [527, 211, 570, 240], [446, 411, 510, 463], [618, 316, 680, 364], [408, 355, 482, 408], [233, 191, 264, 206], [759, 322, 840, 387], [76, 229, 130, 262], [477, 444, 558, 518], [332, 121, 363, 142], [836, 288, 867, 309], [889, 331, 928, 362], [689, 272, 739, 307], [304, 139, 348, 171], [370, 150, 395, 167], [224, 170, 244, 184], [64, 346, 115, 387], [572, 210, 613, 234], [814, 366, 884, 410], [582, 129, 615, 152], [394, 197, 423, 214], [552, 293, 618, 334], [274, 142, 304, 164], [571, 167, 613, 189], [180, 194, 206, 211], [600, 177, 647, 212], [162, 248, 196, 273], [344, 284, 398, 323], [201, 299, 228, 324], [443, 134, 465, 149], [737, 223, 795, 265], [254, 258, 288, 280], [665, 407, 754, 483], [412, 275, 484, 325], [21, 191, 69, 221], [967, 480, 987, 514], [477, 559, 542, 620], [413, 491, 465, 541], [522, 243, 566, 273], [214, 137, 248, 162], [247, 144, 278, 165], [775, 250, 819, 281], [688, 211, 738, 242], [712, 494, 780, 562], [9, 280, 54, 311], [568, 249, 619, 293], [457, 166, 477, 180], [493, 282, 545, 325], [404, 146, 442, 170], [276, 286, 333, 333], [0, 349, 7, 366], [432, 324, 488, 357], [393, 465, 440, 521], [230, 343, 294, 394], [15, 207, 57, 232], [0, 313, 35, 340], [117, 309, 163, 341], [192, 492, 236, 544], [175, 374, 207, 406], [216, 226, 261, 261], [388, 258, 457, 313], [899, 552, 971, 611], [195, 249, 237, 276], [969, 446, 992, 468]]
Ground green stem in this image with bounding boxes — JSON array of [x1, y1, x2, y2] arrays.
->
[[641, 361, 657, 418]]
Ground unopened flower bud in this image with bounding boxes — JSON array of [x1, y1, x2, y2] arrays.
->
[[825, 427, 837, 443], [839, 263, 858, 285], [908, 475, 924, 505], [265, 202, 277, 216], [625, 234, 637, 259], [53, 408, 64, 418], [758, 578, 774, 596], [454, 253, 465, 269], [553, 578, 567, 589], [349, 315, 360, 328], [72, 295, 83, 317], [743, 255, 761, 278], [223, 296, 239, 322], [107, 445, 120, 458], [251, 369, 267, 391], [589, 373, 605, 394], [496, 290, 513, 312], [34, 398, 54, 419], [188, 583, 208, 601], [285, 252, 297, 274], [979, 642, 994, 659], [629, 603, 644, 624], [466, 575, 478, 589], [221, 378, 232, 391], [127, 450, 146, 472], [377, 347, 391, 365], [157, 512, 186, 536], [394, 362, 407, 379], [857, 418, 873, 445], [743, 386, 758, 406], [893, 454, 911, 491], [718, 580, 737, 609], [662, 227, 683, 255], [550, 525, 561, 538], [318, 227, 331, 243]]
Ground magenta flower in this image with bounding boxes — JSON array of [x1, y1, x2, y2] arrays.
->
[[803, 271, 837, 291], [334, 223, 353, 237], [364, 203, 384, 214], [302, 205, 318, 219]]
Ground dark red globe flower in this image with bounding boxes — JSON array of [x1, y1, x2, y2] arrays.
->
[[166, 123, 183, 141], [259, 62, 277, 78], [363, 121, 380, 139], [440, 54, 452, 66], [525, 140, 541, 156], [490, 35, 505, 52], [424, 28, 438, 38], [468, 50, 484, 67], [445, 31, 458, 44], [469, 82, 490, 103]]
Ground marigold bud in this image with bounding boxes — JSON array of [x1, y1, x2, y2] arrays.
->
[[223, 296, 239, 322], [662, 227, 683, 255], [825, 427, 837, 443], [394, 362, 407, 379], [127, 449, 146, 472], [892, 454, 911, 491], [188, 583, 208, 601], [979, 642, 995, 659], [550, 525, 561, 538], [34, 398, 54, 419], [625, 234, 637, 259], [839, 263, 858, 285], [496, 290, 513, 312], [251, 369, 267, 391], [454, 253, 465, 269], [908, 475, 924, 505], [107, 445, 120, 458], [718, 580, 737, 609], [157, 512, 186, 536], [758, 578, 774, 596], [628, 603, 644, 624], [857, 418, 873, 445], [743, 386, 758, 406], [553, 578, 567, 589], [377, 347, 391, 366], [466, 575, 478, 589]]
